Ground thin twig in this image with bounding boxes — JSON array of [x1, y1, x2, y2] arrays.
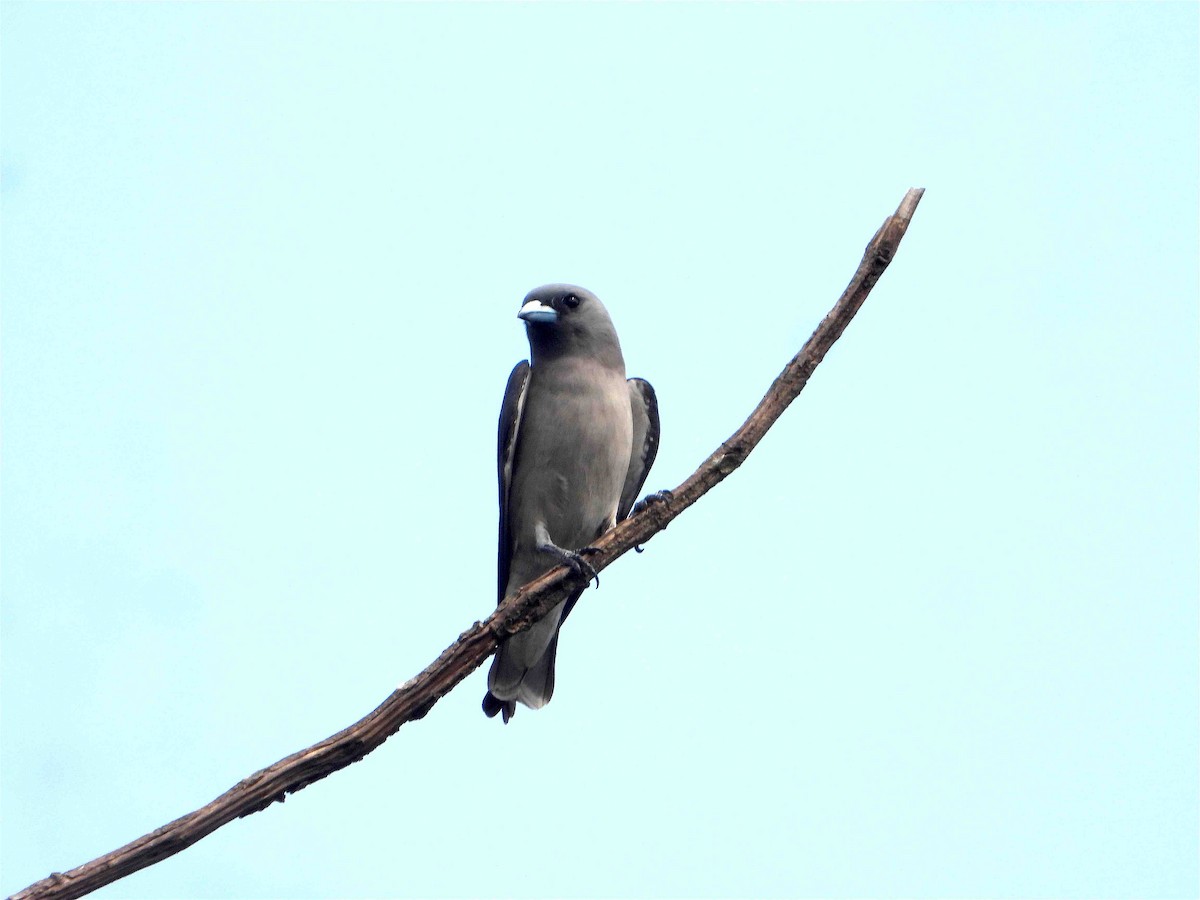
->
[[10, 187, 924, 900]]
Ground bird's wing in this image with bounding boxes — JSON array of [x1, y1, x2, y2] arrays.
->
[[497, 360, 531, 603], [617, 377, 660, 521]]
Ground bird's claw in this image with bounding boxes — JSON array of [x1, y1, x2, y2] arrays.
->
[[539, 543, 601, 588], [631, 488, 674, 518]]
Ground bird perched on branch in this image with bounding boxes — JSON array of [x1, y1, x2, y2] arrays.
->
[[483, 285, 659, 723]]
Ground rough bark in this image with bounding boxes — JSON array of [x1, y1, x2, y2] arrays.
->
[[10, 187, 925, 900]]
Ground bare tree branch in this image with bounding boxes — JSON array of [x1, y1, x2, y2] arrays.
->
[[10, 187, 925, 900]]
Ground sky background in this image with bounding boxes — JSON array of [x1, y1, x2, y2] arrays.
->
[[2, 3, 1197, 899]]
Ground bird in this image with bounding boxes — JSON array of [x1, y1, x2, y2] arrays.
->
[[482, 284, 659, 723]]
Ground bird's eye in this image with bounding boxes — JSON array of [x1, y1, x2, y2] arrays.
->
[[563, 293, 581, 309]]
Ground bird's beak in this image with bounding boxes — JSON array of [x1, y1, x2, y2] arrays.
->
[[518, 299, 558, 324]]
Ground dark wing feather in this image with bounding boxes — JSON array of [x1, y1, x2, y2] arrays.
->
[[618, 378, 660, 521], [497, 361, 530, 603]]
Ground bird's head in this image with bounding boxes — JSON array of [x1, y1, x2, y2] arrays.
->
[[517, 284, 624, 368]]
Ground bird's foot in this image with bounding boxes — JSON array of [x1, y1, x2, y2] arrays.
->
[[632, 488, 674, 518], [538, 542, 601, 588], [632, 490, 674, 552]]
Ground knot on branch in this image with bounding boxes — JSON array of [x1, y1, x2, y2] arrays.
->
[[492, 586, 566, 637], [409, 697, 436, 721], [714, 440, 749, 475]]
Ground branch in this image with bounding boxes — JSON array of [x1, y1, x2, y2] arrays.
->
[[10, 187, 925, 900]]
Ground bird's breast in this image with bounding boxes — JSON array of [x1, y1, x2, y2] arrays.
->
[[508, 361, 634, 551]]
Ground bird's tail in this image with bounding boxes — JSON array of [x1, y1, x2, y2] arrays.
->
[[483, 599, 565, 723], [482, 691, 516, 723]]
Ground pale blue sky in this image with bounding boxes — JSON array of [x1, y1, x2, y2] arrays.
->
[[2, 3, 1197, 898]]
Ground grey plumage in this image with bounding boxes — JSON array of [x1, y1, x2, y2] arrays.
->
[[483, 285, 659, 723]]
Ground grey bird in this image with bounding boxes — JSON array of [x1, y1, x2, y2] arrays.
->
[[482, 284, 659, 723]]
